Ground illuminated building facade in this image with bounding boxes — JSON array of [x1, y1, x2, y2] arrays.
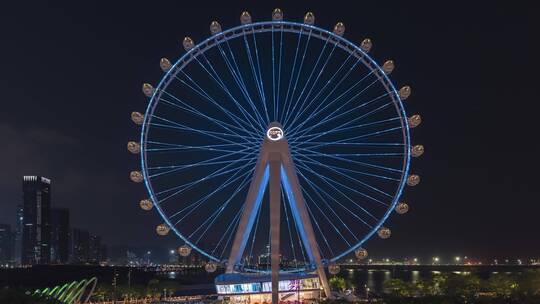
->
[[215, 272, 321, 304], [14, 204, 23, 265], [22, 176, 52, 265]]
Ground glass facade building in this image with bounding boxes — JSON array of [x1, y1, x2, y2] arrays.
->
[[215, 272, 321, 303], [51, 208, 70, 264], [22, 176, 52, 265]]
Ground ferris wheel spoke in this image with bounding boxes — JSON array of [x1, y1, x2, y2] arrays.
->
[[247, 195, 263, 267], [291, 107, 400, 145], [155, 157, 256, 203], [219, 205, 245, 259], [285, 51, 359, 128], [294, 158, 388, 208], [271, 29, 276, 122], [193, 51, 263, 132], [169, 71, 261, 137], [293, 123, 403, 151], [298, 163, 379, 229], [288, 70, 381, 138], [146, 143, 258, 154], [148, 157, 255, 178], [291, 116, 400, 143], [149, 115, 258, 146], [281, 190, 298, 268], [145, 140, 259, 152], [275, 26, 284, 123], [298, 170, 361, 242], [294, 154, 401, 182], [302, 193, 334, 258], [190, 172, 252, 243], [172, 67, 259, 133], [288, 72, 380, 138], [211, 203, 245, 257], [295, 153, 395, 199], [289, 59, 371, 133], [279, 27, 304, 123], [282, 37, 330, 128], [220, 41, 268, 127], [290, 147, 403, 174], [301, 152, 403, 158], [250, 30, 271, 122], [282, 29, 313, 125], [283, 186, 308, 266], [292, 90, 392, 141], [300, 176, 353, 247], [159, 91, 260, 140], [294, 141, 404, 147], [194, 53, 264, 132], [242, 33, 267, 122], [283, 40, 339, 127], [169, 166, 253, 222], [148, 121, 254, 145]]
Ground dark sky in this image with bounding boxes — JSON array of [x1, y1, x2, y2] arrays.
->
[[0, 1, 538, 260]]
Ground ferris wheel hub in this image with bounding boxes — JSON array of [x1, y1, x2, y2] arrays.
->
[[266, 122, 284, 141]]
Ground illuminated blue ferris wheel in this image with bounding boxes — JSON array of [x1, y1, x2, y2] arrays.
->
[[128, 9, 423, 276]]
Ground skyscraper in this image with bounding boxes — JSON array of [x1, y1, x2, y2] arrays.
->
[[22, 176, 52, 265], [14, 205, 23, 265], [89, 234, 101, 264], [70, 228, 90, 264], [51, 208, 70, 264], [0, 224, 12, 264]]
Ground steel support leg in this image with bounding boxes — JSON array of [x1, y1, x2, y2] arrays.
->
[[269, 152, 281, 304]]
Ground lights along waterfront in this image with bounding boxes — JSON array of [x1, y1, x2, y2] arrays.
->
[[1, 264, 539, 302]]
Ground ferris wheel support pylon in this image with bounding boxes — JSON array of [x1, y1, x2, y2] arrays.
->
[[226, 122, 331, 300]]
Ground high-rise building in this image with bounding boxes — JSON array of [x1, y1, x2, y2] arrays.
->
[[70, 228, 90, 264], [88, 234, 101, 264], [22, 176, 52, 265], [0, 224, 12, 264], [14, 205, 23, 265], [51, 208, 70, 264], [100, 244, 108, 264]]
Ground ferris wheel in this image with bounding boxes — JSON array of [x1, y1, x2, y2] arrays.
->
[[128, 9, 423, 275]]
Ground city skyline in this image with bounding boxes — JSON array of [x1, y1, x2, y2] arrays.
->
[[0, 175, 109, 266], [0, 1, 538, 260]]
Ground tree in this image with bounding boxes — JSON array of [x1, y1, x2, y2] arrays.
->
[[486, 273, 518, 297], [146, 278, 161, 298], [384, 278, 415, 298], [329, 276, 346, 292], [439, 273, 480, 302], [516, 270, 540, 296]]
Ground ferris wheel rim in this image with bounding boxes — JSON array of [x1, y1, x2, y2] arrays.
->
[[140, 20, 411, 264]]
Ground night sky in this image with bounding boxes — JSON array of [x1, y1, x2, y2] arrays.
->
[[1, 1, 538, 260]]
